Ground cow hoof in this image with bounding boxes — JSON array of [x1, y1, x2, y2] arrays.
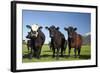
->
[[37, 58, 40, 59], [29, 56, 32, 59], [74, 55, 77, 58], [56, 58, 59, 60], [61, 55, 64, 57], [52, 55, 55, 58], [36, 56, 40, 59], [77, 55, 80, 58], [29, 55, 33, 59], [68, 55, 70, 57]]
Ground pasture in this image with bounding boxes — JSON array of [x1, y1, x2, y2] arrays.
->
[[22, 44, 91, 63]]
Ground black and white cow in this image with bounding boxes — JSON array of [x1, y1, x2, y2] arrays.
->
[[26, 24, 45, 59]]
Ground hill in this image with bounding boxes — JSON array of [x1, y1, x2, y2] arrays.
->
[[82, 32, 91, 45]]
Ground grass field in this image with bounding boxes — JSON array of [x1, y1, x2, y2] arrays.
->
[[22, 44, 91, 63]]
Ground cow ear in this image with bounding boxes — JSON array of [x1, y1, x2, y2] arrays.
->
[[45, 26, 49, 30], [39, 26, 43, 29], [74, 27, 77, 31], [26, 25, 31, 29], [64, 27, 68, 31], [56, 27, 59, 30], [28, 32, 30, 34]]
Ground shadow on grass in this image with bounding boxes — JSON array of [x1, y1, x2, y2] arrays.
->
[[23, 54, 67, 58], [23, 54, 53, 58], [23, 53, 90, 60], [41, 54, 53, 57], [43, 50, 52, 52], [23, 54, 30, 58], [79, 55, 91, 59]]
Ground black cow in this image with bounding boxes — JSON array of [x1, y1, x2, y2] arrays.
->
[[64, 26, 82, 57], [26, 24, 45, 59], [26, 39, 32, 53], [45, 25, 67, 59]]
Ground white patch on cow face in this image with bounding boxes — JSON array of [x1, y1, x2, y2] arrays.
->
[[31, 24, 39, 37], [31, 24, 39, 31]]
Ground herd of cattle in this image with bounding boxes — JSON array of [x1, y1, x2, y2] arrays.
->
[[25, 24, 82, 60]]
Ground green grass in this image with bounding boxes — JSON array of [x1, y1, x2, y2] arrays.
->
[[22, 44, 91, 63]]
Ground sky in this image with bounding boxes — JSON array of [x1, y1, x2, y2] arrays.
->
[[22, 10, 91, 44]]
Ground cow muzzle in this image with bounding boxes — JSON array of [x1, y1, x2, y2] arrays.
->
[[50, 35, 54, 38], [69, 35, 73, 38], [31, 32, 38, 38]]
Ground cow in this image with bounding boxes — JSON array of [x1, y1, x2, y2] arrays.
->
[[45, 25, 67, 59], [25, 39, 32, 53], [48, 38, 53, 51], [64, 26, 82, 58], [26, 24, 45, 59]]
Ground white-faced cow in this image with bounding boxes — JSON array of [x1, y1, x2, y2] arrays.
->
[[45, 25, 67, 60], [64, 26, 82, 58], [26, 24, 45, 59]]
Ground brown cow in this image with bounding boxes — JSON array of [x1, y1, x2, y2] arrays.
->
[[64, 26, 82, 58]]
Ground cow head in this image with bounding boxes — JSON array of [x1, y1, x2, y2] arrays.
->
[[45, 25, 59, 38], [64, 26, 77, 38], [26, 24, 42, 38]]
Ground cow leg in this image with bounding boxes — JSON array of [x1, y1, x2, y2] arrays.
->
[[35, 46, 41, 59], [35, 49, 39, 59], [52, 49, 55, 58], [33, 49, 35, 57], [50, 45, 52, 50], [61, 48, 64, 57], [78, 48, 81, 58], [27, 44, 29, 54], [56, 48, 59, 60], [68, 47, 71, 57], [74, 48, 77, 58], [31, 48, 34, 57], [37, 48, 41, 59], [33, 48, 37, 58], [29, 48, 33, 59]]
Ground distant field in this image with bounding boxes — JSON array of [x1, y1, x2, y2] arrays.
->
[[22, 44, 91, 63]]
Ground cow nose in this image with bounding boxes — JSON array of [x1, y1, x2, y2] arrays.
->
[[69, 35, 72, 38], [33, 31, 36, 34], [50, 35, 53, 38]]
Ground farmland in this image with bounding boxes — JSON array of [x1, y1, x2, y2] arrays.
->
[[22, 44, 91, 63]]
